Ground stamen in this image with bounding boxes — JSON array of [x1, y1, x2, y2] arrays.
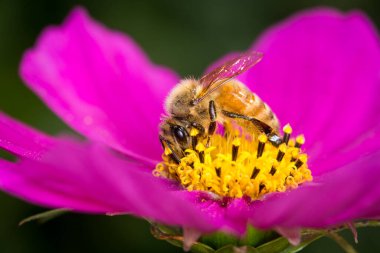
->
[[276, 143, 286, 162], [290, 149, 299, 162], [257, 134, 267, 158], [215, 167, 221, 177], [251, 167, 260, 179], [282, 124, 292, 144], [259, 183, 266, 193], [190, 128, 199, 150], [232, 137, 240, 161], [295, 134, 305, 148], [155, 121, 312, 201], [269, 162, 278, 175], [196, 143, 205, 163], [295, 154, 307, 169]]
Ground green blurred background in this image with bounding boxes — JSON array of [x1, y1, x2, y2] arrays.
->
[[0, 0, 379, 252]]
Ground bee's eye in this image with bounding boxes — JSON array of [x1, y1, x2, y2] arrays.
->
[[171, 125, 188, 144]]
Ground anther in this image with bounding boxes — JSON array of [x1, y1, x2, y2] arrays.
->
[[282, 124, 292, 145], [215, 167, 221, 177], [295, 135, 305, 148], [192, 137, 198, 150], [259, 183, 266, 193], [290, 149, 299, 162], [276, 143, 287, 162], [270, 162, 278, 175], [196, 143, 206, 163], [295, 154, 307, 168], [257, 134, 267, 158], [190, 128, 199, 150], [232, 137, 241, 161], [251, 167, 260, 179], [199, 151, 205, 163], [288, 139, 295, 147]]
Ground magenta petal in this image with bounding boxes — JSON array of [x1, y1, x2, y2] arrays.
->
[[211, 9, 380, 174], [20, 8, 180, 163], [183, 192, 249, 234], [0, 139, 228, 232], [246, 150, 380, 229], [0, 112, 53, 159], [276, 228, 301, 245], [183, 228, 202, 251]]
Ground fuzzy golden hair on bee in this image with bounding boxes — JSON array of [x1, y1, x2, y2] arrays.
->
[[164, 78, 202, 116]]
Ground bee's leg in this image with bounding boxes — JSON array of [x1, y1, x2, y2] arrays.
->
[[208, 100, 217, 135], [221, 110, 282, 146], [205, 100, 217, 147], [159, 135, 181, 164]]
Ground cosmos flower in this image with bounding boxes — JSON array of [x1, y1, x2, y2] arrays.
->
[[1, 6, 380, 251]]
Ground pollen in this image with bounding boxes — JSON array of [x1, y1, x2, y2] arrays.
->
[[154, 123, 312, 200]]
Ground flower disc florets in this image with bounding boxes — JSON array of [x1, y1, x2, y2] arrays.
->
[[155, 122, 312, 200]]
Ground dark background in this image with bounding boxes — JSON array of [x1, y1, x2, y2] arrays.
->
[[0, 0, 379, 252]]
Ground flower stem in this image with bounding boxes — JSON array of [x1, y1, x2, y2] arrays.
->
[[326, 231, 357, 253]]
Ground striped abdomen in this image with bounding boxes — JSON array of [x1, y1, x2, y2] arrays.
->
[[214, 80, 280, 134]]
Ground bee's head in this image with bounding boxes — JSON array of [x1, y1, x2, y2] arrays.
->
[[159, 118, 191, 157]]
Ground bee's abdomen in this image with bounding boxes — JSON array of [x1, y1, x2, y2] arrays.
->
[[216, 81, 279, 132], [244, 94, 279, 132]]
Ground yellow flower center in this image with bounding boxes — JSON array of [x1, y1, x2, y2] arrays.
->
[[154, 122, 312, 200]]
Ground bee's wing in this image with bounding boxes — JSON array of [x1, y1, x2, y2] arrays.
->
[[194, 51, 263, 104]]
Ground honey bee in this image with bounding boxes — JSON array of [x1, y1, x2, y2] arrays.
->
[[160, 51, 282, 163]]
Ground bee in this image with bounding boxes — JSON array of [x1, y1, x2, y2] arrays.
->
[[159, 51, 282, 163]]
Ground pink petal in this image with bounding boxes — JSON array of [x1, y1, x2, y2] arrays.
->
[[20, 7, 179, 164], [276, 228, 301, 245], [0, 112, 53, 159], [245, 150, 380, 229], [0, 137, 231, 233], [184, 192, 249, 234], [183, 228, 202, 251], [212, 9, 380, 175]]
